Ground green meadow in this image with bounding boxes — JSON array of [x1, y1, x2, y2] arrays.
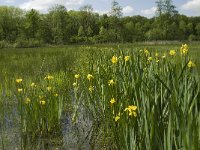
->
[[0, 43, 200, 149]]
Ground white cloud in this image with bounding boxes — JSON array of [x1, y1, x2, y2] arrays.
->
[[5, 0, 14, 3], [123, 6, 134, 15], [141, 7, 157, 18], [19, 0, 84, 12], [181, 0, 200, 13]]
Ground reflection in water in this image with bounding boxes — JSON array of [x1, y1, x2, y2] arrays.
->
[[0, 105, 93, 149]]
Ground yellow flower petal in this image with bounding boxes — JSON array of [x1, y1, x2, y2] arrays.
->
[[147, 57, 153, 61], [30, 82, 36, 87], [47, 87, 52, 91], [73, 82, 77, 87], [44, 75, 53, 80], [16, 79, 22, 83], [75, 74, 80, 79], [87, 74, 94, 81], [111, 56, 118, 64], [108, 79, 115, 86], [25, 98, 31, 104], [129, 105, 137, 111], [40, 100, 46, 105], [188, 60, 196, 68], [89, 85, 94, 93], [18, 88, 23, 92], [124, 56, 130, 62], [169, 50, 176, 56], [115, 115, 120, 122], [110, 98, 116, 104]]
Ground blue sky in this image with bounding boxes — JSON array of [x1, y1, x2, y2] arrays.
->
[[1, 0, 200, 17]]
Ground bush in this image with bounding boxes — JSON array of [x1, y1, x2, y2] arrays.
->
[[28, 39, 41, 47], [70, 36, 87, 44], [13, 39, 41, 48], [188, 34, 196, 41], [0, 40, 8, 49]]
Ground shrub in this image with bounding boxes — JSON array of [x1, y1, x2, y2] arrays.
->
[[70, 36, 87, 44], [0, 40, 8, 49], [13, 39, 41, 48], [188, 34, 196, 41]]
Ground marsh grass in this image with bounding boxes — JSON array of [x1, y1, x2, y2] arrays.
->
[[15, 74, 65, 137], [73, 45, 200, 149], [0, 47, 80, 148], [0, 44, 200, 149]]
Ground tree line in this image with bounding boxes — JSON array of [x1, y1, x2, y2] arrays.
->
[[0, 0, 200, 48]]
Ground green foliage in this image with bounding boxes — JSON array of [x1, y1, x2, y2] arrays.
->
[[24, 9, 40, 39], [15, 74, 66, 137], [73, 45, 200, 149], [48, 5, 68, 44], [110, 0, 123, 17], [99, 26, 108, 42], [13, 39, 41, 48], [0, 1, 200, 45], [156, 0, 178, 16], [0, 46, 78, 148], [195, 23, 200, 38], [123, 21, 135, 42], [188, 34, 196, 41], [70, 36, 87, 44], [78, 26, 85, 37], [0, 6, 24, 42], [0, 44, 200, 149], [0, 40, 8, 49], [87, 26, 93, 36]]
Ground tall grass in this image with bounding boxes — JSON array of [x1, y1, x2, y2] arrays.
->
[[0, 47, 80, 148], [0, 44, 199, 149], [0, 84, 4, 150], [73, 45, 200, 149], [14, 72, 69, 138]]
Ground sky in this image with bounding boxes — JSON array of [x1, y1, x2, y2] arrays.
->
[[0, 0, 200, 18]]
